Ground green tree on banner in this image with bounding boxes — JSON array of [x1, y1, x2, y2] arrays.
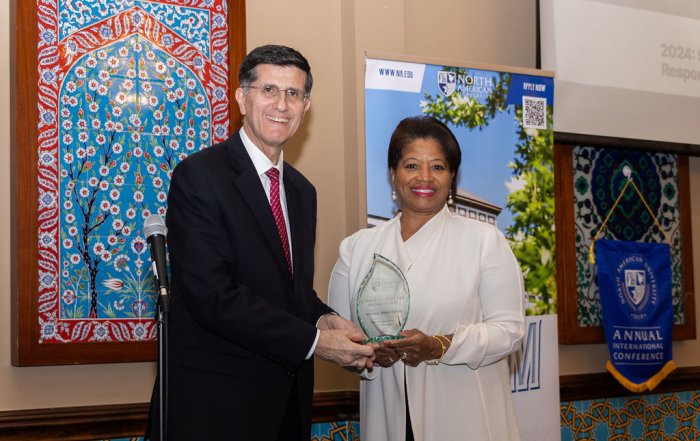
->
[[421, 69, 556, 315], [506, 109, 556, 315]]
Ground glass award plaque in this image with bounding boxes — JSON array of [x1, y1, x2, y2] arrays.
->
[[356, 254, 410, 344]]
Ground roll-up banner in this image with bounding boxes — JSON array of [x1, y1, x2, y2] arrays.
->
[[364, 54, 560, 441]]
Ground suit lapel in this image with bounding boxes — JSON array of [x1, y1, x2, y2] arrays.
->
[[226, 135, 292, 278], [284, 171, 302, 283]]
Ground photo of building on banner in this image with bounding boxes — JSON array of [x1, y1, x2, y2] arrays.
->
[[364, 56, 559, 441]]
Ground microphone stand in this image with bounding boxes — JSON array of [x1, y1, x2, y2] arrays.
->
[[144, 215, 169, 440], [156, 284, 169, 440]]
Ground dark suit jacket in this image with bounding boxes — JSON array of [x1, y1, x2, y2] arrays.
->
[[152, 131, 333, 440]]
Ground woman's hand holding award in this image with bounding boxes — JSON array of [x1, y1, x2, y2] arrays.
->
[[356, 254, 410, 344]]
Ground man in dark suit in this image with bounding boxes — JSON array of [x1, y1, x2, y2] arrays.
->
[[151, 45, 374, 440]]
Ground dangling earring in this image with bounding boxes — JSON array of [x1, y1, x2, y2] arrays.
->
[[447, 189, 454, 206], [391, 187, 397, 201]]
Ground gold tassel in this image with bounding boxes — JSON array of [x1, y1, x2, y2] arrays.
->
[[606, 360, 677, 393]]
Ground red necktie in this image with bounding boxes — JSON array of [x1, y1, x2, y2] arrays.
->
[[266, 168, 292, 274]]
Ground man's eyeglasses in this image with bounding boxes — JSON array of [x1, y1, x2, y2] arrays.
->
[[243, 84, 308, 104]]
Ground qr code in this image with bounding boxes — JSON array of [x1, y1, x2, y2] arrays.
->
[[522, 96, 547, 129]]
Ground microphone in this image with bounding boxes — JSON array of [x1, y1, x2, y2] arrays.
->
[[144, 214, 169, 306]]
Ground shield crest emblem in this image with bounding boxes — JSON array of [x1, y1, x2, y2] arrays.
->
[[438, 71, 456, 96], [624, 269, 646, 306]]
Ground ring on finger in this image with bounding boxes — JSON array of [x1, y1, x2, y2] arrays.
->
[[400, 352, 407, 360]]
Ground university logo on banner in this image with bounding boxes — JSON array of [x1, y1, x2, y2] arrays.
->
[[595, 239, 676, 392], [625, 269, 646, 307], [437, 71, 456, 96]]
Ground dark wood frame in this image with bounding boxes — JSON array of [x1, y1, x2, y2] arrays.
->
[[560, 366, 700, 402], [11, 0, 246, 365], [5, 371, 700, 439], [0, 391, 359, 440], [555, 132, 696, 344]]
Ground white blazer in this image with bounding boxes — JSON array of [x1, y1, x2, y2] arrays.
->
[[329, 206, 525, 441]]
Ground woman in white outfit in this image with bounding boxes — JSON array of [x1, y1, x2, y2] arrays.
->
[[329, 115, 526, 441]]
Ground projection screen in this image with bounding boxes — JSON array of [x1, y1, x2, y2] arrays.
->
[[540, 0, 700, 148]]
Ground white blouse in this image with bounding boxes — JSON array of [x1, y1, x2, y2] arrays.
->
[[329, 206, 525, 441]]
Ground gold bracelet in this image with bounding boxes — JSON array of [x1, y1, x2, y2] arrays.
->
[[425, 335, 447, 365], [434, 334, 452, 347], [435, 334, 451, 358]]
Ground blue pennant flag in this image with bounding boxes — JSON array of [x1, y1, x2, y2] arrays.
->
[[595, 239, 675, 392]]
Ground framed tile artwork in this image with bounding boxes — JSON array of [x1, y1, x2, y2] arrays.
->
[[12, 0, 246, 365], [554, 133, 695, 344]]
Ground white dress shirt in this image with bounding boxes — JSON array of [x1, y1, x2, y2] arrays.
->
[[238, 128, 293, 264]]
